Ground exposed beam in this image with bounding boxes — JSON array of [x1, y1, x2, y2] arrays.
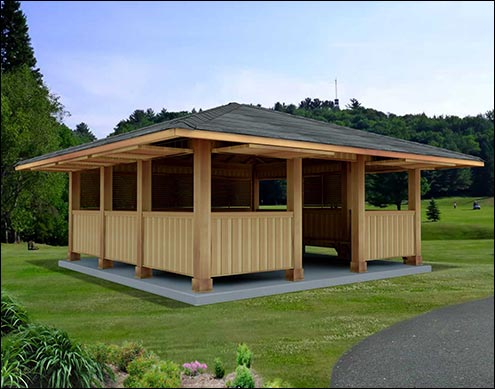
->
[[176, 128, 484, 167], [366, 159, 407, 167], [403, 159, 456, 167], [16, 129, 179, 171], [213, 143, 336, 159]]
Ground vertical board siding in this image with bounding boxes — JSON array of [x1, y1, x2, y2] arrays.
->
[[365, 211, 416, 260], [211, 212, 293, 277], [143, 212, 194, 276], [73, 211, 100, 256], [104, 211, 137, 264], [303, 208, 345, 241]]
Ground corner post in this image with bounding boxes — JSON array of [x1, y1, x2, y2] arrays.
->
[[405, 169, 422, 265], [192, 139, 213, 292], [350, 155, 367, 272], [68, 172, 81, 261], [136, 160, 153, 278], [286, 158, 304, 281], [98, 167, 113, 269]]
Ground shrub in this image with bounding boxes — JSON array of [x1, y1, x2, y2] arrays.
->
[[85, 342, 113, 365], [1, 291, 29, 336], [214, 357, 225, 379], [114, 341, 146, 372], [139, 361, 181, 388], [263, 378, 292, 388], [85, 342, 116, 381], [228, 365, 255, 388], [236, 343, 253, 368], [124, 353, 160, 388], [124, 356, 181, 388], [2, 323, 105, 388]]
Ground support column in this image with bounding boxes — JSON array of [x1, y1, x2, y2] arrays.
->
[[98, 167, 113, 269], [405, 169, 423, 265], [136, 160, 153, 278], [68, 172, 80, 261], [340, 162, 352, 260], [350, 155, 367, 272], [286, 158, 304, 281], [192, 139, 213, 292], [252, 165, 260, 211]]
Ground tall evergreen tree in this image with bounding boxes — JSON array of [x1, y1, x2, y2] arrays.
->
[[73, 122, 97, 144], [1, 0, 41, 79], [426, 198, 441, 222]]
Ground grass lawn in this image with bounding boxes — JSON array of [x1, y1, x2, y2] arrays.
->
[[1, 197, 493, 388]]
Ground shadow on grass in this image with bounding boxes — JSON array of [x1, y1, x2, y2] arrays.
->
[[428, 262, 459, 272], [26, 258, 190, 309]]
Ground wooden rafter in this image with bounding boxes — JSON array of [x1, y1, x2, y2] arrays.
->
[[26, 144, 193, 172], [212, 144, 336, 160]]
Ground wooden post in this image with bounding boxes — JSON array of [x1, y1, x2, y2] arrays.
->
[[340, 162, 352, 260], [98, 167, 113, 269], [252, 165, 260, 211], [68, 172, 80, 261], [405, 169, 423, 265], [350, 155, 367, 272], [286, 158, 304, 281], [192, 139, 213, 292], [135, 160, 153, 278]]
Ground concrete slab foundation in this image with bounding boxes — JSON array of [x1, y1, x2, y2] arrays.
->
[[59, 255, 431, 306]]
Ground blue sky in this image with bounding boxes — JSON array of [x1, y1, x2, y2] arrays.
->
[[22, 1, 494, 139]]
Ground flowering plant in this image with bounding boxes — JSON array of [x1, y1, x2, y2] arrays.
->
[[182, 360, 208, 376]]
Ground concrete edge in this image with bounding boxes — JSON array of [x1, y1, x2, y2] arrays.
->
[[59, 260, 432, 306]]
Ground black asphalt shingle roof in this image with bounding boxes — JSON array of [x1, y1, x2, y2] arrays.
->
[[17, 102, 483, 166]]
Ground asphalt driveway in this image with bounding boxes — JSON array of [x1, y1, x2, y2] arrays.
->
[[330, 296, 494, 388]]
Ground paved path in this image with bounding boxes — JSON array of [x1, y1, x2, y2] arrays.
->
[[330, 296, 494, 388]]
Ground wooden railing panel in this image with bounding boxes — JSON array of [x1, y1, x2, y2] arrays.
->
[[303, 208, 347, 242], [143, 212, 194, 276], [72, 210, 100, 256], [365, 211, 416, 260], [211, 212, 292, 277], [104, 211, 137, 264]]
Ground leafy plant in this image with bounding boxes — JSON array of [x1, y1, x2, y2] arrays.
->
[[263, 378, 292, 387], [124, 353, 160, 388], [228, 365, 255, 388], [2, 323, 105, 388], [84, 342, 116, 382], [1, 291, 29, 336], [138, 361, 181, 388], [214, 357, 225, 379], [236, 343, 253, 368], [124, 356, 181, 388], [113, 341, 146, 372], [1, 348, 28, 389]]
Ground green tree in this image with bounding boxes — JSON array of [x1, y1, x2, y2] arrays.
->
[[73, 122, 97, 144], [1, 0, 41, 79], [108, 108, 156, 136], [1, 66, 68, 243], [426, 198, 441, 222], [366, 172, 430, 210]]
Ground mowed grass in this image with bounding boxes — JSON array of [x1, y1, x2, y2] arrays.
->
[[1, 197, 493, 388]]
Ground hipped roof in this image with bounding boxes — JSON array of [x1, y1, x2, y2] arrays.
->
[[16, 102, 484, 172]]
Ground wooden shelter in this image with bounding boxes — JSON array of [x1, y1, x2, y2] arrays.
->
[[16, 103, 484, 292]]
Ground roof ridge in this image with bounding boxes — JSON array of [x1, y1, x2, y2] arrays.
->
[[178, 102, 241, 128], [235, 104, 480, 160]]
